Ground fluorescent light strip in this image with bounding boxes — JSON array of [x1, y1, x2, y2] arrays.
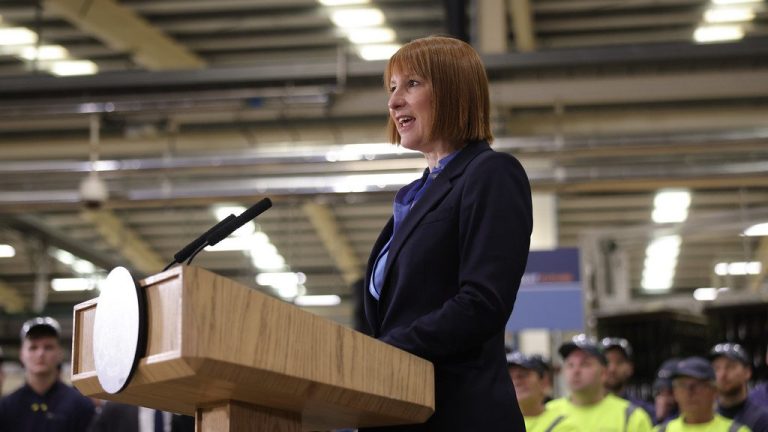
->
[[0, 244, 15, 258], [693, 287, 718, 301], [319, 0, 369, 5], [743, 222, 768, 236], [330, 8, 384, 28], [346, 27, 396, 44], [51, 277, 98, 292], [641, 235, 681, 291], [704, 7, 755, 23], [358, 44, 401, 61], [652, 189, 691, 223], [0, 27, 37, 45], [694, 25, 744, 42], [294, 295, 341, 306], [50, 59, 99, 76], [20, 44, 69, 61], [714, 261, 761, 276], [256, 272, 306, 287], [319, 1, 400, 62], [712, 0, 761, 4]]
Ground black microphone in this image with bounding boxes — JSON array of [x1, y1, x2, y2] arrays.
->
[[163, 214, 237, 271], [206, 198, 273, 246]]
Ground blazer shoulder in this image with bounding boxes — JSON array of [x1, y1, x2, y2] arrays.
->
[[463, 148, 528, 180]]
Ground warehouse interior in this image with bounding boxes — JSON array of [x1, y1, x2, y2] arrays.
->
[[0, 0, 767, 397]]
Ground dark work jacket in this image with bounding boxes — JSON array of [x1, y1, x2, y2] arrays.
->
[[361, 141, 532, 431], [719, 397, 768, 432], [88, 402, 194, 432], [0, 380, 95, 432]]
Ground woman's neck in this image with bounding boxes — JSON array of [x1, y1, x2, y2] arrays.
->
[[423, 140, 461, 170]]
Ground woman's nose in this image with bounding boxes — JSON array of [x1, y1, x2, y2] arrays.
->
[[388, 89, 404, 110]]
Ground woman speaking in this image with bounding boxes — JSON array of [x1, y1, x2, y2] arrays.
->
[[361, 36, 533, 431]]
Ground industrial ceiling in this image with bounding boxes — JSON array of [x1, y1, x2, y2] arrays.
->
[[0, 0, 767, 345]]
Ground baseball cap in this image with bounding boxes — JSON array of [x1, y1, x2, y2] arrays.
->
[[653, 357, 681, 394], [558, 334, 607, 365], [708, 342, 750, 366], [671, 356, 715, 381], [20, 316, 62, 340], [600, 337, 633, 360], [506, 351, 549, 375]]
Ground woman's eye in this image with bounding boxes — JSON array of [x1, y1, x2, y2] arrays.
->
[[389, 85, 396, 93], [408, 80, 418, 87]]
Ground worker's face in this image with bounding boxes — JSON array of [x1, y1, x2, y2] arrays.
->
[[563, 349, 606, 393], [20, 336, 62, 376], [712, 356, 751, 397], [655, 387, 677, 422], [509, 365, 547, 404], [672, 377, 717, 419], [605, 348, 633, 389]]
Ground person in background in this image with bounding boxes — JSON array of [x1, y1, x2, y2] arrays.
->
[[655, 356, 750, 432], [540, 354, 556, 404], [653, 358, 681, 425], [0, 316, 95, 432], [548, 334, 653, 432], [601, 337, 656, 421], [88, 401, 194, 432], [750, 347, 768, 408], [507, 351, 582, 432], [360, 35, 533, 431], [709, 343, 768, 432]]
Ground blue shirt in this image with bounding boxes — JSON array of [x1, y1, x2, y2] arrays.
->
[[0, 380, 95, 432], [369, 150, 462, 300]]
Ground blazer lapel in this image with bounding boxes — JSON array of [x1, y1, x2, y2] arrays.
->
[[380, 141, 492, 297]]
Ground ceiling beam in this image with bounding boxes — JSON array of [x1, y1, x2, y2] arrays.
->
[[2, 40, 767, 96], [44, 0, 205, 70], [0, 213, 126, 272], [302, 201, 363, 286], [80, 209, 165, 275]]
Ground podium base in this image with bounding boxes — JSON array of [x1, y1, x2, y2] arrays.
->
[[197, 401, 301, 432]]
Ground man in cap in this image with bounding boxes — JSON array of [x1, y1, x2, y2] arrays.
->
[[655, 356, 750, 432], [709, 343, 768, 432], [601, 337, 656, 421], [548, 334, 653, 432], [653, 358, 680, 425], [507, 351, 581, 432], [0, 316, 95, 431]]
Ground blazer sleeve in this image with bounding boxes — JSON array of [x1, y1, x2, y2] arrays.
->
[[379, 152, 532, 361]]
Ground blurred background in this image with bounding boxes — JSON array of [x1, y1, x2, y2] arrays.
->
[[0, 0, 766, 399]]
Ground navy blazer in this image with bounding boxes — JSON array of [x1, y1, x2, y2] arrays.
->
[[361, 141, 532, 431]]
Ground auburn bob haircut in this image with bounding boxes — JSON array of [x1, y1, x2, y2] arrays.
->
[[385, 36, 493, 146]]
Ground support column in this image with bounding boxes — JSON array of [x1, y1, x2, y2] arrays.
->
[[509, 0, 536, 52], [476, 0, 507, 54], [531, 193, 558, 250]]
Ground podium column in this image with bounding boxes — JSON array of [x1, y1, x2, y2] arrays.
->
[[196, 401, 301, 432]]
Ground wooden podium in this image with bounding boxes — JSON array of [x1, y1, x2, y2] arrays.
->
[[71, 266, 434, 431]]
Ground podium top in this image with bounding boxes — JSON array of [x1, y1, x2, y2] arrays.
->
[[72, 265, 434, 430]]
